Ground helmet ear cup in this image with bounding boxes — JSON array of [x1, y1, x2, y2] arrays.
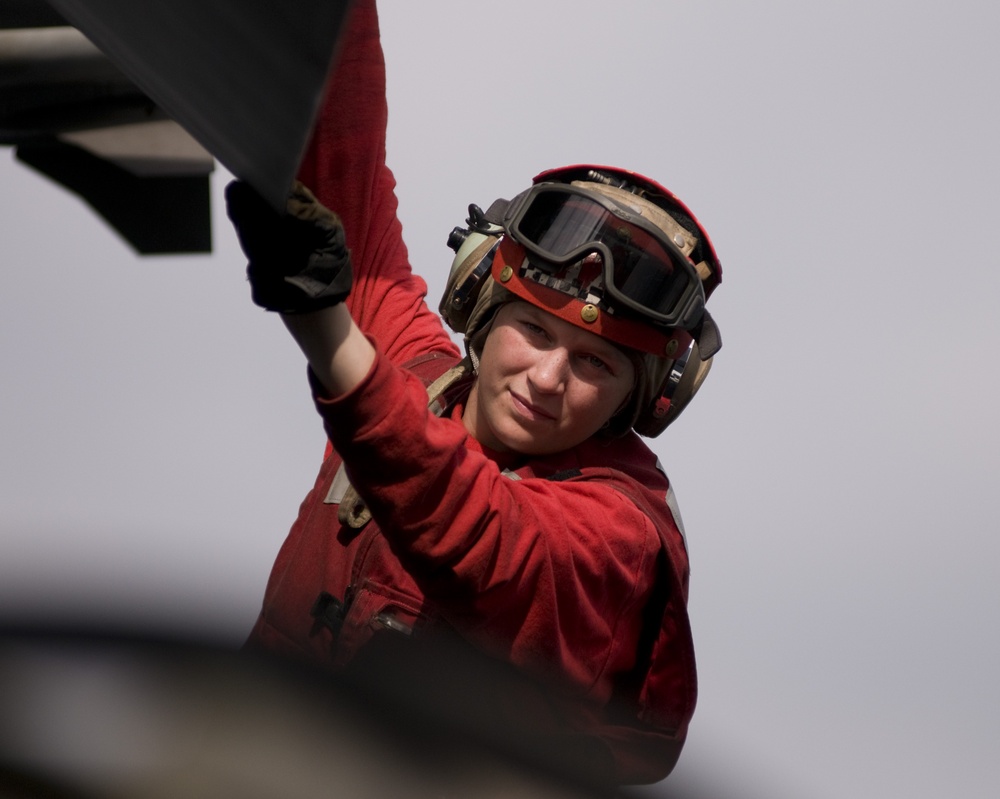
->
[[439, 231, 501, 335], [634, 344, 713, 438]]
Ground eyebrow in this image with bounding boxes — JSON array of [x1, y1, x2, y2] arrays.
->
[[521, 305, 631, 368], [594, 343, 632, 369]]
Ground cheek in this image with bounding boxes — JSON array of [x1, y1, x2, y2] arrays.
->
[[481, 325, 535, 375], [570, 372, 634, 423], [611, 369, 637, 413], [575, 384, 625, 421], [606, 359, 637, 412]]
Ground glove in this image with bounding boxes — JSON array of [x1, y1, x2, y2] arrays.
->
[[225, 180, 353, 313]]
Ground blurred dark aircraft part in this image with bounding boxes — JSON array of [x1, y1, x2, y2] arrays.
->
[[0, 626, 615, 799], [0, 0, 351, 254], [0, 12, 212, 253], [16, 133, 212, 253], [45, 0, 351, 210], [0, 0, 64, 27]]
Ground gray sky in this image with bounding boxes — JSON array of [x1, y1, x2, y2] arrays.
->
[[2, 2, 999, 797]]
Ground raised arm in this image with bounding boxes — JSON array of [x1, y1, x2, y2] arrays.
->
[[295, 0, 458, 365]]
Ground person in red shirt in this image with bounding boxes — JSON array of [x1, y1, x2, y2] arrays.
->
[[226, 0, 722, 787]]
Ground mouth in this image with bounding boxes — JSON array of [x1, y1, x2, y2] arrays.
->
[[509, 390, 557, 422]]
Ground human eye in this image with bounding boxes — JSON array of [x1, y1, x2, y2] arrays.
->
[[519, 318, 548, 338], [580, 353, 610, 372]]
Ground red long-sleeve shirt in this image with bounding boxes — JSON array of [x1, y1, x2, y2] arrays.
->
[[247, 0, 697, 784]]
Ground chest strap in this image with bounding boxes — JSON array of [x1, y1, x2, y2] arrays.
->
[[329, 357, 475, 529]]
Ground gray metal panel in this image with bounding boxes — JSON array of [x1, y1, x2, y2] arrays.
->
[[45, 0, 353, 210]]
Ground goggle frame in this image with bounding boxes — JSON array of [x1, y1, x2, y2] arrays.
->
[[503, 183, 706, 331]]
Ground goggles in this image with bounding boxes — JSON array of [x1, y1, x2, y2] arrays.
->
[[503, 184, 706, 330]]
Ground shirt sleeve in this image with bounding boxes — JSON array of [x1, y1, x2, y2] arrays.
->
[[296, 0, 459, 366], [313, 349, 661, 696]]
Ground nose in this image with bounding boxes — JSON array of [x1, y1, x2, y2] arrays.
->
[[527, 347, 569, 395]]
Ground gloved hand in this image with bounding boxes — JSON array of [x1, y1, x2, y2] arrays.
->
[[225, 180, 353, 313]]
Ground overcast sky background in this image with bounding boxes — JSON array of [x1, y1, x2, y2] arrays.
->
[[2, 1, 999, 797]]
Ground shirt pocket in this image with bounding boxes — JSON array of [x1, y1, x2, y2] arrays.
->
[[332, 579, 430, 668]]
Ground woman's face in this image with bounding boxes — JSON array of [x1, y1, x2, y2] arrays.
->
[[463, 301, 636, 456]]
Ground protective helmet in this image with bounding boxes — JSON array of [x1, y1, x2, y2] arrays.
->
[[441, 165, 722, 437]]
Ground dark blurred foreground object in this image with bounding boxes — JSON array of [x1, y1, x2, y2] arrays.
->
[[0, 0, 351, 253], [0, 625, 631, 799]]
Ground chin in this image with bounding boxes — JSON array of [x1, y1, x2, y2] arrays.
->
[[497, 427, 574, 457], [488, 426, 544, 456]]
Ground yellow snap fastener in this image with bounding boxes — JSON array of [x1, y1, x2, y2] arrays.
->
[[665, 339, 679, 357], [499, 265, 514, 282], [580, 304, 599, 323]]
